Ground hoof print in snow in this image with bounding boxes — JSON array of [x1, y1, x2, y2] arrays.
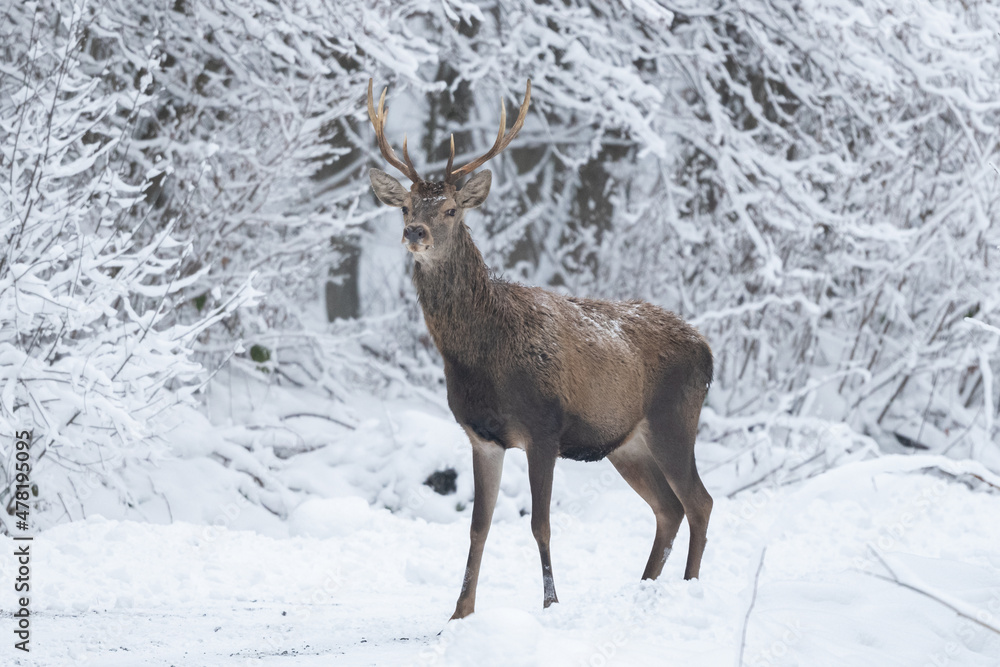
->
[[424, 468, 458, 495]]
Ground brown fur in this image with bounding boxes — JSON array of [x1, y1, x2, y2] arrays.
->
[[371, 169, 714, 621], [415, 222, 712, 457]]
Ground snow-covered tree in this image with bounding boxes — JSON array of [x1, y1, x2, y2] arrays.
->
[[378, 0, 1000, 470], [0, 1, 262, 529], [3, 0, 997, 526]]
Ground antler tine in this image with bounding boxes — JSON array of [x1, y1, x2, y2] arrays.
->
[[447, 79, 531, 183], [447, 92, 508, 183], [401, 135, 418, 177], [444, 134, 455, 179], [367, 78, 421, 183]]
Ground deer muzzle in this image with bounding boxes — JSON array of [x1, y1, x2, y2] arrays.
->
[[403, 224, 432, 251]]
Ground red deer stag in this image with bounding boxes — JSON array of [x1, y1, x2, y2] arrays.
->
[[366, 79, 714, 620]]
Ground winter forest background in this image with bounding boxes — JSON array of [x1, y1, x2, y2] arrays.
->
[[2, 0, 1000, 662], [4, 0, 997, 530]]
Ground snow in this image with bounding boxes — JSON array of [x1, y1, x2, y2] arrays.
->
[[2, 454, 998, 666], [3, 0, 1000, 664], [562, 297, 633, 350]]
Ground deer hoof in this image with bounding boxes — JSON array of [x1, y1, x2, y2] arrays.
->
[[450, 604, 474, 620]]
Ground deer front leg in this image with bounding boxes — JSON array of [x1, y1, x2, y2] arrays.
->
[[451, 438, 504, 620], [527, 446, 559, 609]]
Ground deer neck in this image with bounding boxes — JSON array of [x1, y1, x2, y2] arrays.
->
[[412, 224, 498, 362]]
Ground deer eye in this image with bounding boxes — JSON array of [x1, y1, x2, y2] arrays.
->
[[445, 209, 457, 217], [401, 206, 409, 215]]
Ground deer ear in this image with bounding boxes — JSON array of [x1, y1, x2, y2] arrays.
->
[[456, 170, 492, 209], [370, 168, 409, 207]]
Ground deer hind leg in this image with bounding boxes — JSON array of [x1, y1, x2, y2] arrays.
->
[[607, 423, 686, 580], [527, 444, 559, 608], [452, 437, 505, 620], [645, 383, 713, 580]]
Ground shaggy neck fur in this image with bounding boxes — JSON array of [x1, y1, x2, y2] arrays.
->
[[412, 223, 501, 363]]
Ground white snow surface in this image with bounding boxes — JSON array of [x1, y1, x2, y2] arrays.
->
[[2, 451, 999, 666]]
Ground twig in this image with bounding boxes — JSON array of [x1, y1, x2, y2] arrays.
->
[[968, 473, 1000, 492], [56, 491, 74, 523], [279, 412, 356, 430], [726, 451, 826, 498], [736, 546, 767, 667], [918, 466, 1000, 493], [863, 546, 1000, 637], [941, 404, 983, 456], [149, 475, 173, 523], [67, 475, 93, 519]]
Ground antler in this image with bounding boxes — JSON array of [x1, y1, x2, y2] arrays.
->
[[445, 80, 531, 184], [367, 79, 421, 183]]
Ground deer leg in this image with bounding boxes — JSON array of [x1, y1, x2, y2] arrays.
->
[[669, 460, 712, 580], [646, 388, 713, 580], [648, 447, 712, 580], [607, 425, 686, 580], [527, 445, 559, 608], [451, 438, 505, 620]]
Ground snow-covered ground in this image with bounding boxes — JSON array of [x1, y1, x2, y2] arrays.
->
[[2, 451, 999, 666]]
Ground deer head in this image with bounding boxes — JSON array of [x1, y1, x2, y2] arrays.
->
[[367, 79, 531, 265]]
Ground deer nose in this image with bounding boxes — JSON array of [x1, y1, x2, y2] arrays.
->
[[403, 225, 428, 244]]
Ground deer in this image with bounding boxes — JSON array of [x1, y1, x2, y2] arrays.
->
[[366, 78, 714, 620]]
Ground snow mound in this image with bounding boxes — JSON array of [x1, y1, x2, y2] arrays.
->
[[4, 457, 999, 666], [288, 496, 380, 538]]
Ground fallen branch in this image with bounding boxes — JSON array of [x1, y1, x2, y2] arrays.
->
[[280, 412, 356, 430], [736, 546, 768, 667], [726, 452, 826, 498], [863, 546, 1000, 637]]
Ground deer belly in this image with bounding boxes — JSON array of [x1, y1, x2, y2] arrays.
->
[[555, 361, 645, 461], [557, 412, 635, 462]]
